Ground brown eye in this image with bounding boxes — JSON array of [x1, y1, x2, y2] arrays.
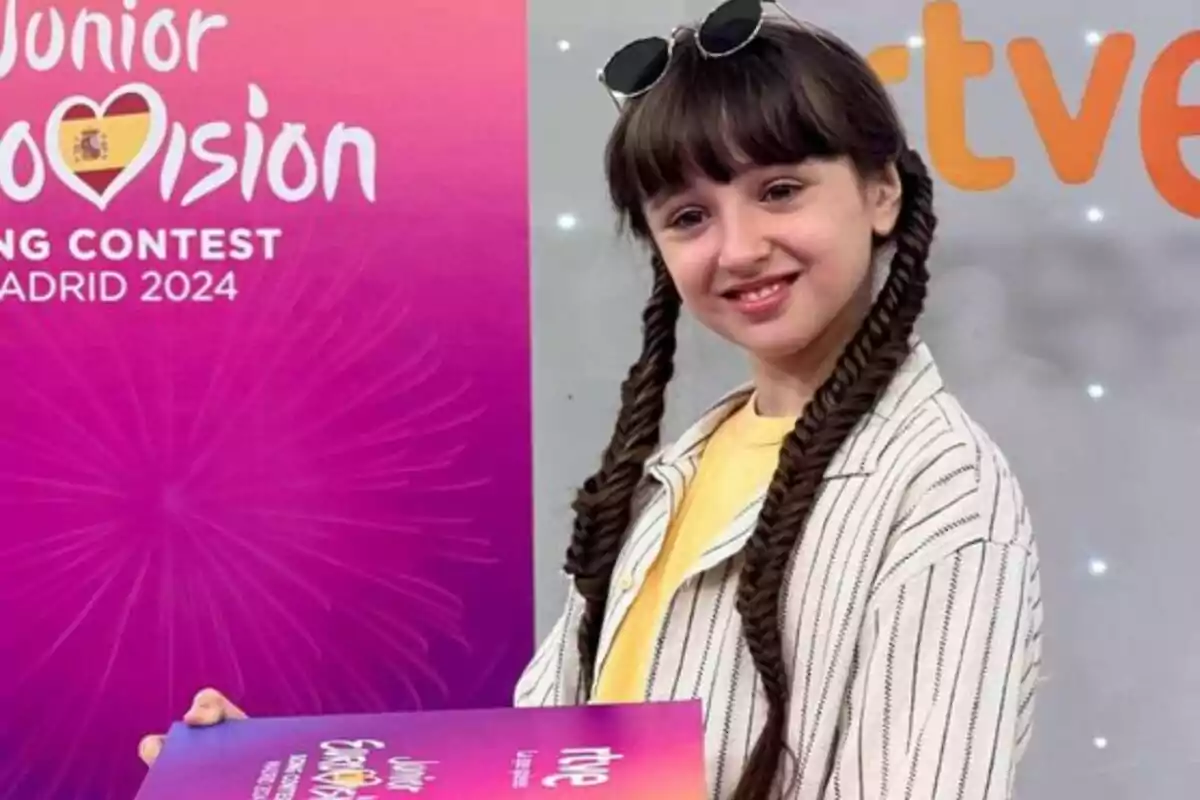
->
[[667, 208, 705, 229], [762, 182, 804, 203]]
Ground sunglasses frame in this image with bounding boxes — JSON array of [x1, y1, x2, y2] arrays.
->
[[596, 0, 804, 108]]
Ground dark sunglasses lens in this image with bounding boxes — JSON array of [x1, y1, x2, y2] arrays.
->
[[603, 37, 670, 95], [699, 0, 763, 55]]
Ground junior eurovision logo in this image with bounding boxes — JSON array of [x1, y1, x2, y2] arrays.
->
[[0, 0, 377, 304], [0, 0, 377, 210]]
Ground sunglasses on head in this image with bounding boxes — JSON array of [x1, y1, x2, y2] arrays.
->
[[597, 0, 804, 104]]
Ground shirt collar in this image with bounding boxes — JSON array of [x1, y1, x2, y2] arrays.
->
[[646, 338, 943, 478]]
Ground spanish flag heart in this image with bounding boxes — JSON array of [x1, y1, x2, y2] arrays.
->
[[56, 92, 154, 194]]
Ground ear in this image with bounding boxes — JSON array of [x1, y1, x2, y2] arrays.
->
[[868, 162, 903, 238]]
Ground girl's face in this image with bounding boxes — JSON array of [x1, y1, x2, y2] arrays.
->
[[643, 157, 902, 365]]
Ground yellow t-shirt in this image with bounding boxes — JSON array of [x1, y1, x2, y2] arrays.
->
[[593, 396, 795, 703]]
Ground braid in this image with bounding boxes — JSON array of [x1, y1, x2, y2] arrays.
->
[[731, 149, 937, 800], [563, 254, 681, 692]]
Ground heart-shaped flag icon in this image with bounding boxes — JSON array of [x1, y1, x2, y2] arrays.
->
[[44, 83, 167, 210]]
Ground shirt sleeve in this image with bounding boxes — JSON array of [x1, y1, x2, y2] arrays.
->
[[513, 578, 587, 707], [824, 438, 1043, 799]]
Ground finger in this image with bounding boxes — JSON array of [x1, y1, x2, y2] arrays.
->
[[183, 699, 223, 726], [183, 688, 227, 725], [138, 734, 164, 766], [223, 699, 248, 720], [183, 688, 247, 725]]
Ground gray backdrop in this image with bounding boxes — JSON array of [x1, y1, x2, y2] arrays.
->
[[529, 0, 1200, 797]]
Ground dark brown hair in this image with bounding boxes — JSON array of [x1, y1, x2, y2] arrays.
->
[[564, 19, 937, 800]]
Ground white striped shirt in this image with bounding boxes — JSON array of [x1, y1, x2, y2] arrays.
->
[[515, 341, 1042, 799]]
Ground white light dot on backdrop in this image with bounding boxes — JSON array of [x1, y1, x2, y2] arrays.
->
[[1086, 206, 1105, 223], [1093, 737, 1108, 750], [1085, 31, 1104, 46], [557, 39, 571, 51], [556, 213, 578, 230], [907, 35, 925, 48], [1088, 558, 1109, 577], [1087, 383, 1105, 399]]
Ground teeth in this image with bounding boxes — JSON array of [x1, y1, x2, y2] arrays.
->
[[738, 282, 783, 301]]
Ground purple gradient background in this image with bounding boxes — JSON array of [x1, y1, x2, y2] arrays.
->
[[0, 1, 531, 799], [133, 703, 707, 799]]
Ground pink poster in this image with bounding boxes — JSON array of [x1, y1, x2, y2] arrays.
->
[[0, 1, 531, 799], [133, 702, 708, 799]]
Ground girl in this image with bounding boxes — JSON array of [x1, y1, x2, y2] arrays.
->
[[514, 6, 1042, 800], [140, 6, 1042, 799]]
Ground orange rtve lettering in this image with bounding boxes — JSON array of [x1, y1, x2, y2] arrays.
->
[[923, 1, 1014, 191], [1008, 33, 1136, 184], [1140, 31, 1200, 218], [867, 45, 910, 85]]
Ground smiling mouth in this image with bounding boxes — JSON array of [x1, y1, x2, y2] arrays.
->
[[720, 274, 800, 301]]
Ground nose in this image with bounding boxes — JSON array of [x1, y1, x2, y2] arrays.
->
[[715, 206, 772, 274]]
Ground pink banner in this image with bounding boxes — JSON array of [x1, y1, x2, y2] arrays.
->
[[0, 1, 531, 798]]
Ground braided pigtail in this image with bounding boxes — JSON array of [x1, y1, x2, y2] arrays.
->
[[563, 255, 681, 691], [731, 149, 937, 800]]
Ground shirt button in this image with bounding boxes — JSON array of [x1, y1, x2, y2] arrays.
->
[[619, 574, 634, 591]]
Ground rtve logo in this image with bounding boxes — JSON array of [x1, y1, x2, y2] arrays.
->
[[865, 1, 1200, 218]]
